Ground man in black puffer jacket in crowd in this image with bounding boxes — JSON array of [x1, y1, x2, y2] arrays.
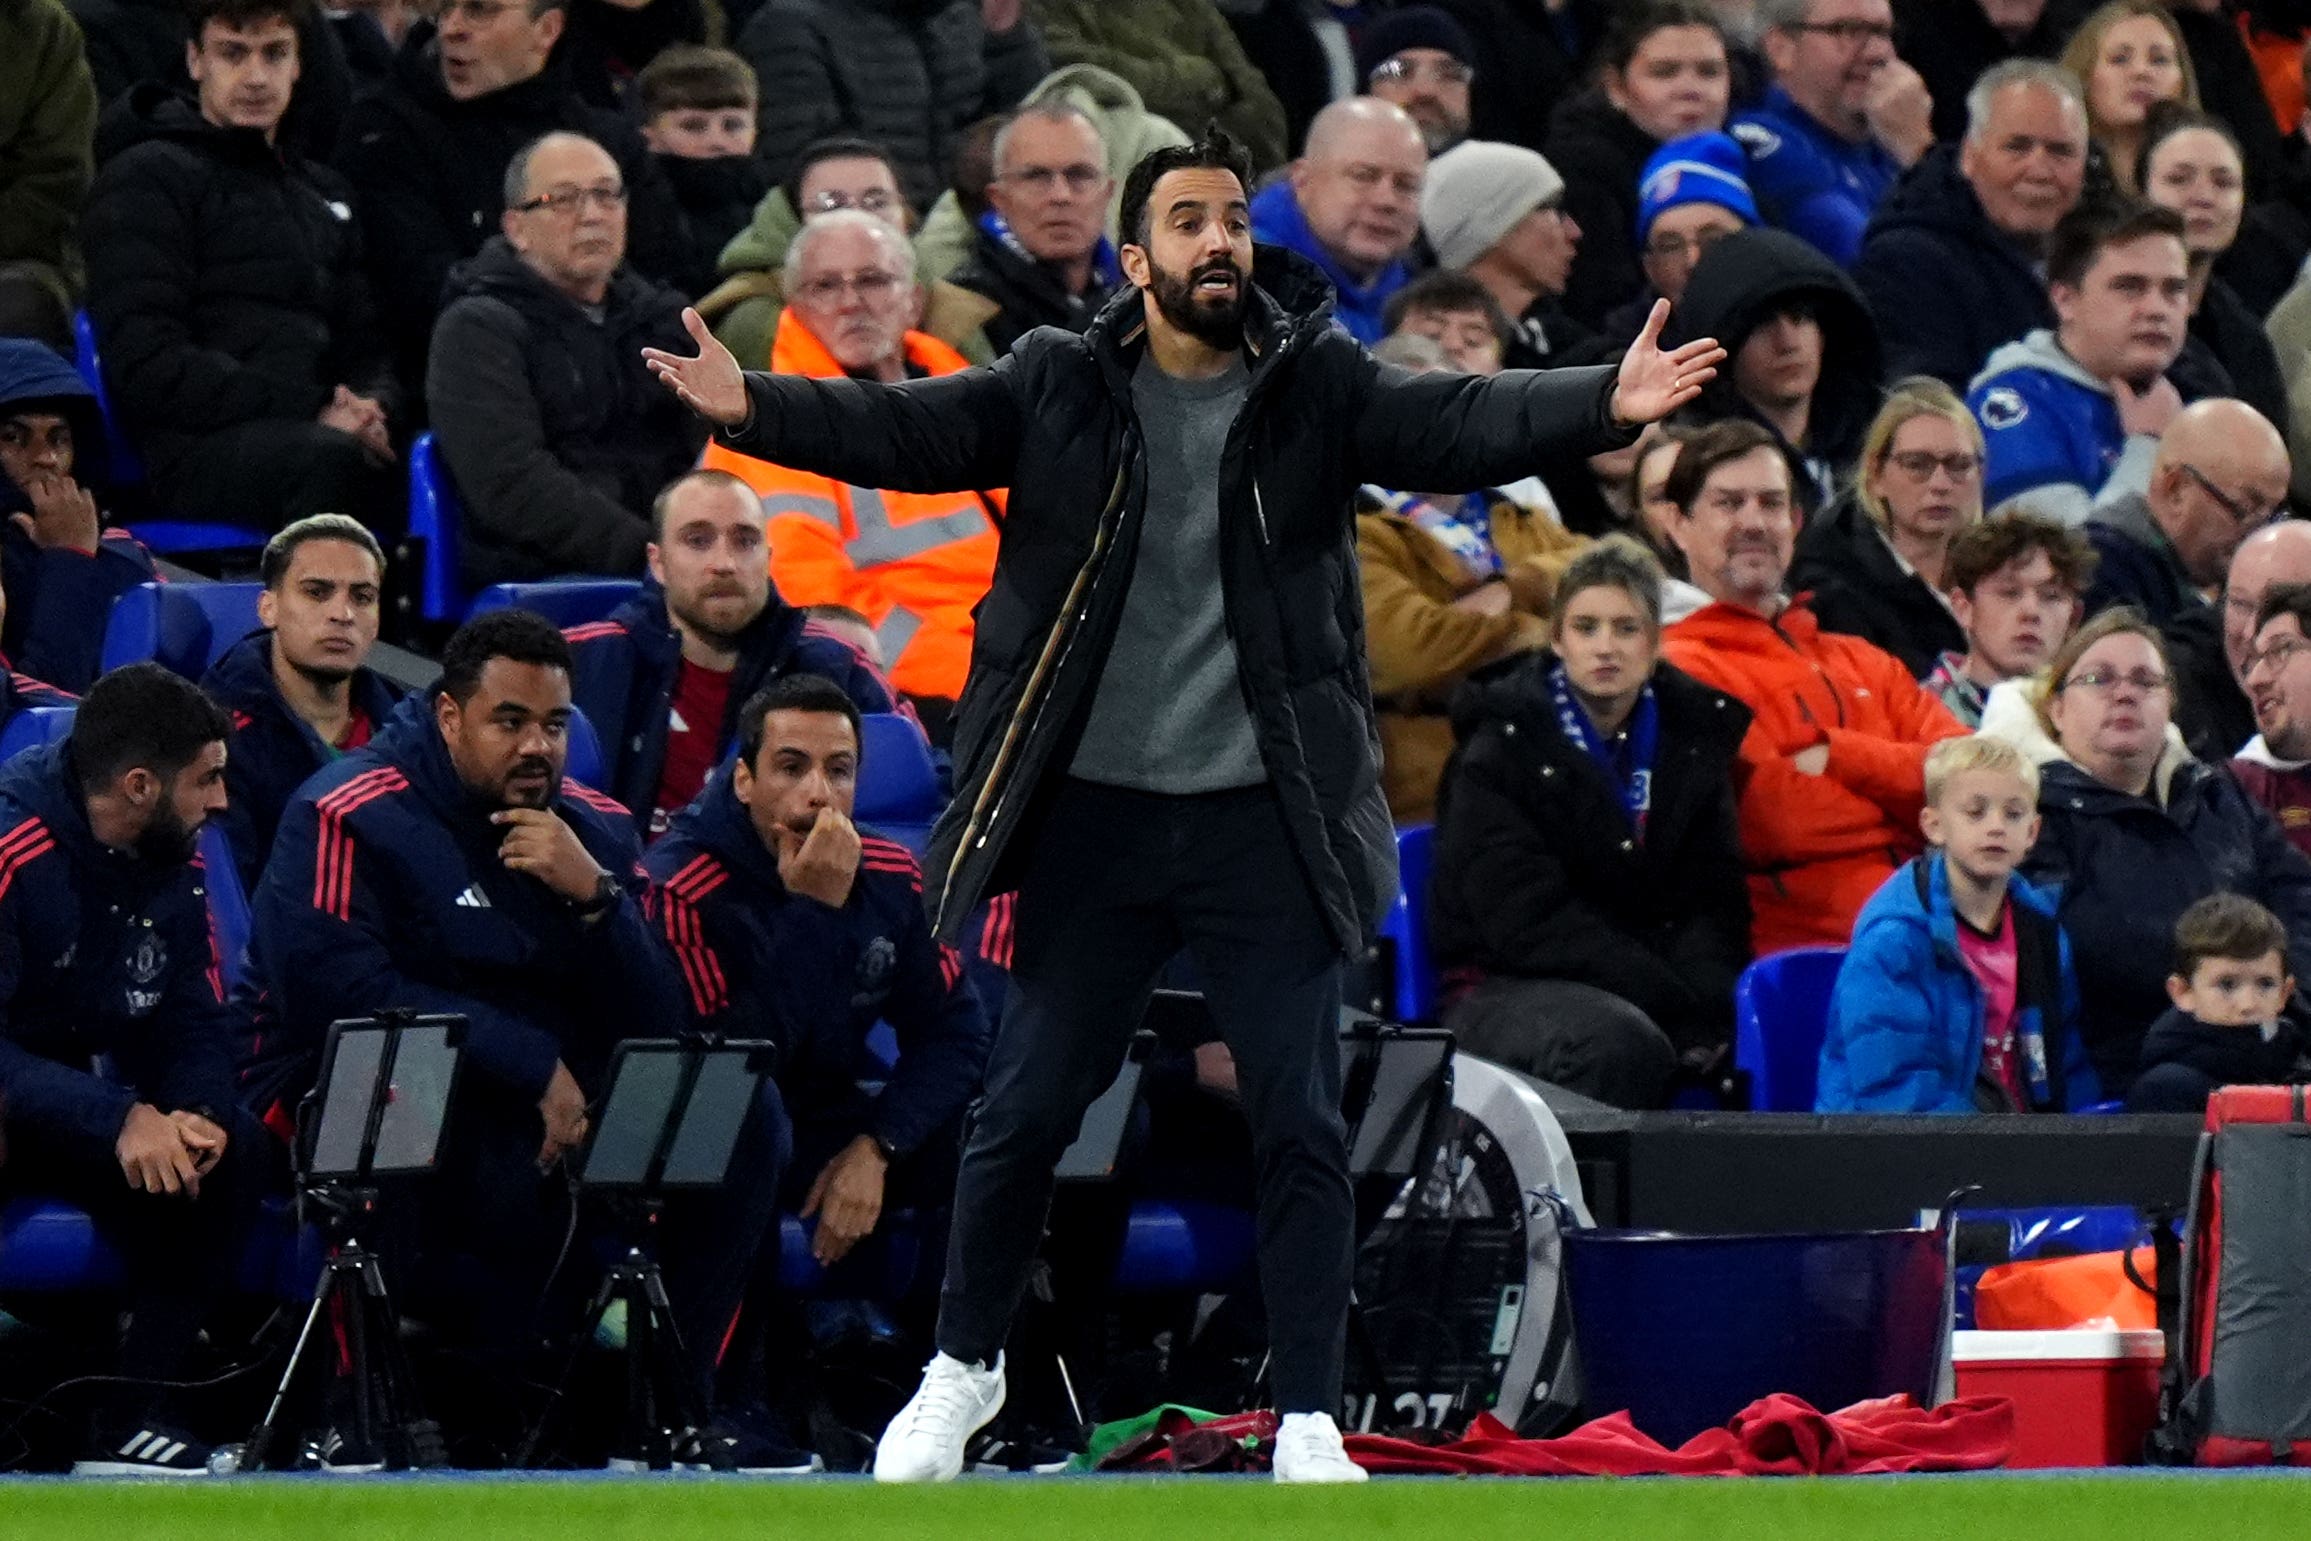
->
[[426, 130, 702, 591], [81, 0, 401, 530], [339, 0, 686, 387]]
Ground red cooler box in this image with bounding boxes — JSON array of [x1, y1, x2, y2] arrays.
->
[[1953, 1328, 2164, 1467]]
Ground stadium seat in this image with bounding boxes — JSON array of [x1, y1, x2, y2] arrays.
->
[[857, 711, 941, 855], [98, 580, 264, 678], [196, 820, 252, 995], [0, 704, 75, 762], [1113, 1200, 1259, 1294], [566, 705, 607, 789], [406, 432, 466, 624], [1376, 823, 1438, 1023], [0, 1194, 316, 1299], [1734, 946, 1847, 1112], [72, 312, 266, 558], [467, 579, 641, 629]]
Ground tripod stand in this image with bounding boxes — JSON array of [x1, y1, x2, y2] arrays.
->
[[243, 1012, 464, 1471], [515, 1037, 771, 1471]]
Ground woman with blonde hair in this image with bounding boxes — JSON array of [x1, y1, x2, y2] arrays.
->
[[2059, 0, 2197, 197], [1790, 377, 1983, 677]]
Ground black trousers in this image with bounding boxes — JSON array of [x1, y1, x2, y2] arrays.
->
[[404, 1076, 786, 1404], [155, 419, 401, 532], [1, 1103, 266, 1434], [935, 779, 1353, 1415]]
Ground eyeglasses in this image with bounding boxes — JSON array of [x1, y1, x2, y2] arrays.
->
[[804, 188, 900, 216], [2060, 666, 2171, 695], [1644, 227, 1735, 263], [793, 271, 906, 306], [2250, 635, 2311, 676], [1369, 56, 1474, 87], [1885, 450, 1982, 481], [2181, 464, 2285, 529], [1789, 18, 1896, 46], [999, 163, 1106, 195], [515, 184, 626, 216]]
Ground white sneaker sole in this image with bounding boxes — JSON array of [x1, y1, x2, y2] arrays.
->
[[1274, 1462, 1369, 1484], [71, 1460, 214, 1478], [872, 1379, 1007, 1484]]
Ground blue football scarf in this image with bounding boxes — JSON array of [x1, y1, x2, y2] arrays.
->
[[1549, 660, 1659, 839]]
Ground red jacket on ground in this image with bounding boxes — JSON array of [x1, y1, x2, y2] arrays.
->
[[1661, 598, 1967, 955]]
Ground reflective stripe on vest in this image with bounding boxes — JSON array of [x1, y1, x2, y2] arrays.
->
[[756, 487, 991, 569]]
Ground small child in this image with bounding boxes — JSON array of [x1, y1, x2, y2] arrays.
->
[[635, 45, 772, 296], [2127, 894, 2308, 1112], [1817, 735, 2099, 1113]]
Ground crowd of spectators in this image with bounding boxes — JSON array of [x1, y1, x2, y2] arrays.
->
[[15, 0, 2311, 1477]]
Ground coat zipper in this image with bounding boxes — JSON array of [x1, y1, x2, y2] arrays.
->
[[935, 454, 1130, 930]]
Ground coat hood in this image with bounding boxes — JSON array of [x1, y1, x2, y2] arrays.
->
[[658, 760, 784, 891], [0, 340, 103, 477], [601, 579, 806, 676], [1667, 226, 1880, 451], [442, 233, 670, 322], [1866, 143, 2014, 248], [94, 82, 289, 167], [1853, 848, 2062, 951], [1544, 87, 1656, 179], [0, 739, 180, 884], [1978, 672, 2197, 803], [204, 628, 402, 727], [1971, 328, 2108, 398]]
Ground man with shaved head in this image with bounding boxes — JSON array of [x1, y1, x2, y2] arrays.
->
[[1249, 98, 1427, 343], [426, 130, 705, 589], [2084, 397, 2292, 755]]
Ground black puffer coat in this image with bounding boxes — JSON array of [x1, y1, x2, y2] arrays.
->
[[81, 86, 393, 477], [1544, 87, 1659, 331], [716, 246, 1638, 951], [1790, 490, 1966, 679], [1431, 651, 1752, 1054]]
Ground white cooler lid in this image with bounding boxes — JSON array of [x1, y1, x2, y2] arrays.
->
[[1954, 1328, 2165, 1362]]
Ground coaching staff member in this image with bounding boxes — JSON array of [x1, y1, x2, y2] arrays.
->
[[645, 126, 1722, 1484]]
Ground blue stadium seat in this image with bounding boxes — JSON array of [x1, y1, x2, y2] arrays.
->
[[566, 705, 607, 789], [1376, 822, 1437, 1022], [407, 431, 466, 623], [1113, 1200, 1258, 1294], [0, 1195, 316, 1298], [196, 820, 252, 995], [72, 313, 266, 557], [98, 580, 264, 679], [467, 579, 642, 629], [857, 711, 941, 855], [1735, 946, 1848, 1112], [0, 704, 74, 762]]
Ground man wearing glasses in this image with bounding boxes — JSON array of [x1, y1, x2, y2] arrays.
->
[[703, 211, 1002, 734], [426, 131, 705, 590], [949, 102, 1120, 356], [1356, 8, 1476, 156], [2080, 396, 2290, 757], [340, 0, 685, 376], [1730, 0, 1934, 266], [2235, 581, 2311, 859]]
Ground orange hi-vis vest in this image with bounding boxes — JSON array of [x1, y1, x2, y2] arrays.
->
[[703, 314, 1006, 702]]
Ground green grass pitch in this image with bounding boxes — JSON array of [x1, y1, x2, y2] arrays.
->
[[5, 1474, 2311, 1540]]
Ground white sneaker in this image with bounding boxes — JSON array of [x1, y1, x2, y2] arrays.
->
[[872, 1352, 1006, 1483], [1272, 1412, 1366, 1484]]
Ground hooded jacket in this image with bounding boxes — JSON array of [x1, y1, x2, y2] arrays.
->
[[656, 150, 773, 302], [1790, 489, 1967, 678], [244, 692, 678, 1122], [1660, 597, 1968, 956], [698, 185, 998, 372], [564, 582, 897, 836], [1249, 179, 1415, 346], [0, 339, 156, 694], [1666, 228, 1881, 514], [1431, 651, 1752, 1053], [1816, 852, 2095, 1114], [0, 0, 95, 293], [2083, 491, 2253, 759], [1545, 87, 1659, 329], [1968, 329, 2165, 524], [199, 628, 403, 891], [81, 85, 395, 480], [737, 0, 1049, 216], [337, 27, 688, 378], [1853, 145, 2056, 391], [703, 312, 1003, 704], [1354, 489, 1582, 822], [1729, 84, 1902, 268], [1980, 679, 2311, 1093], [0, 739, 237, 1162], [947, 216, 1121, 358], [1024, 0, 1286, 172], [68, 0, 352, 159], [426, 236, 705, 591], [644, 766, 990, 1157], [713, 244, 1638, 953]]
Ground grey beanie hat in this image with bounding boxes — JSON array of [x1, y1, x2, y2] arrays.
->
[[1419, 140, 1565, 271]]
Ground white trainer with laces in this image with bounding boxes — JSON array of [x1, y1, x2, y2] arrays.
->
[[872, 1351, 1007, 1483], [1272, 1412, 1367, 1484]]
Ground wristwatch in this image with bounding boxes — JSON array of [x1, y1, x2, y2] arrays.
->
[[573, 871, 619, 917]]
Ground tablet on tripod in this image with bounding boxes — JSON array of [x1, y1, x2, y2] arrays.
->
[[1340, 1020, 1454, 1179], [305, 1013, 465, 1181], [578, 1038, 774, 1191]]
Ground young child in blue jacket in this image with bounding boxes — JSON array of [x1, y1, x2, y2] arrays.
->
[[1817, 734, 2100, 1113]]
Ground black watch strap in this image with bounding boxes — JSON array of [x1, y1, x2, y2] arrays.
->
[[575, 871, 619, 916]]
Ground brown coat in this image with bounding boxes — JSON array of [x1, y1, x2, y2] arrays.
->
[[1358, 494, 1587, 822]]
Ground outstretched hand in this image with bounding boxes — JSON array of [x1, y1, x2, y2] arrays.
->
[[642, 308, 749, 428], [1611, 299, 1725, 427]]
